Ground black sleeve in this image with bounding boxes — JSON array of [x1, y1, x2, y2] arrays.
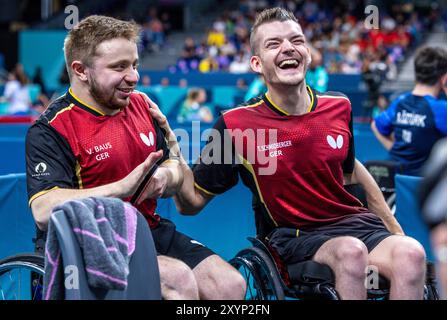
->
[[153, 119, 170, 164], [192, 116, 239, 195], [342, 108, 355, 173], [26, 122, 77, 203]]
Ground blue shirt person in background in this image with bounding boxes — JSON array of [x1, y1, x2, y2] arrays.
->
[[371, 46, 447, 176]]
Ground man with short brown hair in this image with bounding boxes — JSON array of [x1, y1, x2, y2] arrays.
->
[[164, 7, 426, 300]]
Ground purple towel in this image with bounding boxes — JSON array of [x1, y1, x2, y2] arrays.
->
[[43, 197, 137, 300]]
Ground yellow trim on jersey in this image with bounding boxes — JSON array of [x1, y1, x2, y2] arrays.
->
[[194, 182, 217, 196], [223, 99, 264, 115], [306, 85, 315, 113], [28, 186, 60, 206], [238, 154, 278, 227], [264, 93, 290, 115], [265, 85, 315, 114], [296, 229, 300, 237], [69, 88, 106, 116], [75, 161, 83, 189], [49, 103, 75, 123]]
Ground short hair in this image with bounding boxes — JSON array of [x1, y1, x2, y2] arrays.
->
[[414, 46, 447, 85], [249, 7, 299, 55], [63, 15, 140, 78]]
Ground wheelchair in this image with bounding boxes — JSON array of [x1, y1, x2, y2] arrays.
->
[[0, 208, 161, 300], [229, 183, 439, 300], [364, 160, 403, 214], [230, 236, 439, 300]]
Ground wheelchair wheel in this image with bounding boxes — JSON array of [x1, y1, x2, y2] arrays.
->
[[386, 193, 396, 215], [230, 246, 285, 300], [0, 253, 44, 300]]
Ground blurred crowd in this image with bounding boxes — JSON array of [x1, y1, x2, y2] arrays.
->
[[173, 0, 438, 76], [0, 63, 49, 116], [138, 7, 172, 55]]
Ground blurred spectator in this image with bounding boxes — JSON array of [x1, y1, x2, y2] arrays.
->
[[207, 19, 226, 48], [1, 64, 31, 115], [199, 53, 219, 73], [141, 75, 151, 87], [160, 12, 172, 37], [179, 78, 188, 88], [236, 78, 248, 91], [160, 77, 170, 87], [33, 67, 47, 96], [149, 18, 164, 51], [216, 49, 231, 71], [140, 7, 166, 53], [229, 51, 250, 73], [305, 48, 328, 92], [361, 58, 383, 120], [371, 94, 389, 118], [177, 88, 213, 123], [235, 78, 249, 104], [31, 66, 50, 114]]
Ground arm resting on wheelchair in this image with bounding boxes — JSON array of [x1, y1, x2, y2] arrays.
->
[[344, 159, 404, 235]]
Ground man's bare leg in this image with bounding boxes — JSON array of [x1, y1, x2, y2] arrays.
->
[[193, 254, 246, 299], [313, 236, 369, 299], [158, 255, 199, 299], [368, 235, 426, 299]]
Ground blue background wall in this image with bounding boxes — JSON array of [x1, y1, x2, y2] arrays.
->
[[19, 31, 67, 92]]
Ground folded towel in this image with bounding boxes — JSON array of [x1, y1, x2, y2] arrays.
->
[[43, 197, 138, 300]]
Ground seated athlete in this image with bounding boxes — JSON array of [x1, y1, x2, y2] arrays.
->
[[25, 15, 245, 300], [371, 46, 447, 176], [151, 8, 427, 300]]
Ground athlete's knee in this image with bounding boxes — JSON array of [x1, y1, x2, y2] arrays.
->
[[159, 257, 199, 300], [193, 256, 246, 300], [390, 237, 426, 282], [333, 237, 368, 276]]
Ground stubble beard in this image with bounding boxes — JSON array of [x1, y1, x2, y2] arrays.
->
[[89, 75, 124, 111]]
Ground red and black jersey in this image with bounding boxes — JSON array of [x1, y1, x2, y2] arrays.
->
[[26, 89, 169, 228], [193, 86, 369, 236]]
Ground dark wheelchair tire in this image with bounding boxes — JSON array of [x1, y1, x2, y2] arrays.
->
[[0, 253, 45, 300], [230, 246, 285, 300]]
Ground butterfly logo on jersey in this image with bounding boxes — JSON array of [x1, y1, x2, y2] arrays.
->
[[327, 135, 344, 149], [140, 131, 155, 147]]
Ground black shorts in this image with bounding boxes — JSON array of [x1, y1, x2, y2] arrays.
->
[[151, 218, 215, 269], [268, 213, 393, 264]]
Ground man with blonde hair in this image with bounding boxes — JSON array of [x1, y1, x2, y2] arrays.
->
[[25, 15, 245, 300]]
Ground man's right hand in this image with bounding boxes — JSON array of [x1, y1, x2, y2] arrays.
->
[[116, 150, 164, 199]]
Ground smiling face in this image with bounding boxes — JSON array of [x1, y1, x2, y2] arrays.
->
[[85, 37, 140, 110], [250, 20, 310, 88]]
